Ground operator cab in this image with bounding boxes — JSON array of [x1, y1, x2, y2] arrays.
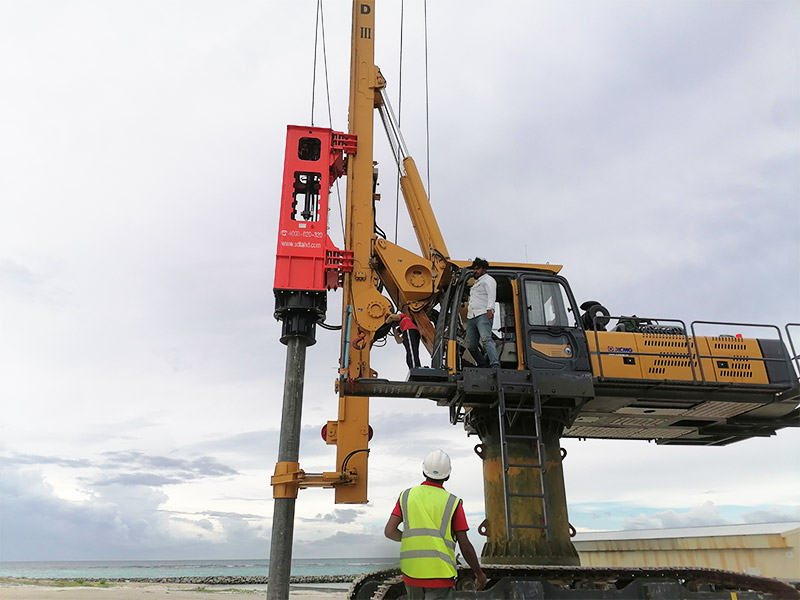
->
[[431, 264, 594, 400]]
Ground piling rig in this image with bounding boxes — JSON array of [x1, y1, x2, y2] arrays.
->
[[268, 2, 800, 599]]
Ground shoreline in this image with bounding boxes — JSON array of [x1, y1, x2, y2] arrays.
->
[[0, 578, 350, 599], [0, 575, 355, 585]]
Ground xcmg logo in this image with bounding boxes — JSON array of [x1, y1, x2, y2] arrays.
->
[[607, 346, 633, 354]]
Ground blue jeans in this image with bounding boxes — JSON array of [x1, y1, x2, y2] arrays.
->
[[466, 314, 499, 367]]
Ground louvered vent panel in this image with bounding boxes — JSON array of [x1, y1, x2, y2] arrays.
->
[[684, 402, 762, 419]]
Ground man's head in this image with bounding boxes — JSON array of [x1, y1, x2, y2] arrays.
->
[[471, 257, 489, 278], [422, 449, 452, 482]]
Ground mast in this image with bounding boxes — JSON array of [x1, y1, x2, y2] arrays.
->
[[330, 0, 388, 504]]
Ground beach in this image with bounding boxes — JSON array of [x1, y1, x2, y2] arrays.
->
[[0, 581, 348, 600]]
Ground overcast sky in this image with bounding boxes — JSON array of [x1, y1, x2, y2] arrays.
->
[[1, 0, 798, 563]]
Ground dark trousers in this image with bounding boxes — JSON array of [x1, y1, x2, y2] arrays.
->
[[404, 584, 454, 599], [403, 328, 422, 369]]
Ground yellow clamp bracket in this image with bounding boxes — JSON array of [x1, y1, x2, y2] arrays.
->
[[271, 460, 357, 499], [271, 461, 302, 499]]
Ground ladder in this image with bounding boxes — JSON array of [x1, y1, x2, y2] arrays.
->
[[496, 382, 550, 539]]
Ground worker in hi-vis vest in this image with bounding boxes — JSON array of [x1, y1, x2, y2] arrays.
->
[[384, 450, 487, 598]]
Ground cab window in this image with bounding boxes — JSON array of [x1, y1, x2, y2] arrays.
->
[[524, 280, 576, 327]]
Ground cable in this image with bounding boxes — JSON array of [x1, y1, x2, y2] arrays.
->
[[311, 0, 321, 125], [423, 0, 431, 198], [341, 448, 370, 473], [321, 1, 334, 129], [319, 322, 343, 331], [394, 0, 405, 245], [318, 0, 346, 241]]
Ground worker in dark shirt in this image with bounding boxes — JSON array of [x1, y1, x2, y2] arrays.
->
[[387, 310, 422, 369]]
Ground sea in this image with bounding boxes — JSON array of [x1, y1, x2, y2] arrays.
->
[[0, 557, 398, 581]]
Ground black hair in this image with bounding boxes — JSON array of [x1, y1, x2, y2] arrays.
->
[[471, 257, 489, 270]]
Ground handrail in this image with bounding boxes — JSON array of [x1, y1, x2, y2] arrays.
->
[[592, 315, 693, 381], [785, 323, 800, 378], [589, 315, 794, 386], [690, 320, 789, 385]]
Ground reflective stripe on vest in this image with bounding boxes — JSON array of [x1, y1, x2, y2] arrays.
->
[[399, 485, 460, 579]]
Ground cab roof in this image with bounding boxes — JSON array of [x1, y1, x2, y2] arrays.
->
[[450, 259, 562, 274]]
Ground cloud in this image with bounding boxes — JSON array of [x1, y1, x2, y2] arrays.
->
[[568, 499, 800, 533], [624, 501, 729, 530], [196, 430, 278, 455], [0, 464, 268, 561], [0, 464, 168, 560], [93, 474, 184, 487], [0, 452, 91, 469], [193, 519, 215, 532], [562, 435, 800, 509], [293, 530, 397, 560], [166, 510, 265, 521], [590, 511, 613, 521], [741, 506, 800, 524], [306, 509, 363, 525], [0, 450, 240, 490], [99, 451, 238, 479], [0, 258, 50, 298]]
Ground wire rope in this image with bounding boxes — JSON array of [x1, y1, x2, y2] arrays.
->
[[320, 2, 334, 130], [394, 0, 405, 245], [423, 0, 431, 198], [318, 1, 346, 240], [311, 0, 321, 125], [310, 0, 346, 243]]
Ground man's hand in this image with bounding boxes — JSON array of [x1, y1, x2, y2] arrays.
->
[[455, 530, 488, 591], [474, 569, 488, 591], [486, 308, 494, 320]]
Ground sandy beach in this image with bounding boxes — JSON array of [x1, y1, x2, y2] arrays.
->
[[0, 581, 348, 600]]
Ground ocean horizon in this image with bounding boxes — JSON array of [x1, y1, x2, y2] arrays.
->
[[0, 557, 399, 580]]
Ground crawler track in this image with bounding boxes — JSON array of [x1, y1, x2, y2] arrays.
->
[[348, 566, 799, 599]]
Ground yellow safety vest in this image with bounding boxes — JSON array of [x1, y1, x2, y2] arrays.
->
[[399, 485, 460, 580]]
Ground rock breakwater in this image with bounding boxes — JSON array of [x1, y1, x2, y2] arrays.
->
[[24, 575, 354, 585]]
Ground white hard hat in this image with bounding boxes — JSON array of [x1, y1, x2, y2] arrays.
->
[[422, 450, 452, 480]]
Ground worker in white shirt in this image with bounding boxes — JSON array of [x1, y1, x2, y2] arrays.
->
[[465, 257, 499, 368]]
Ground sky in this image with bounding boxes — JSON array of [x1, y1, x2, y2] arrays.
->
[[0, 0, 798, 563]]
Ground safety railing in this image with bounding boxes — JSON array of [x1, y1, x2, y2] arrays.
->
[[785, 323, 800, 379], [590, 316, 693, 381], [690, 320, 787, 384], [588, 315, 795, 386]]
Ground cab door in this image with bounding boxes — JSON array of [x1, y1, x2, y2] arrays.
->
[[520, 275, 591, 375]]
